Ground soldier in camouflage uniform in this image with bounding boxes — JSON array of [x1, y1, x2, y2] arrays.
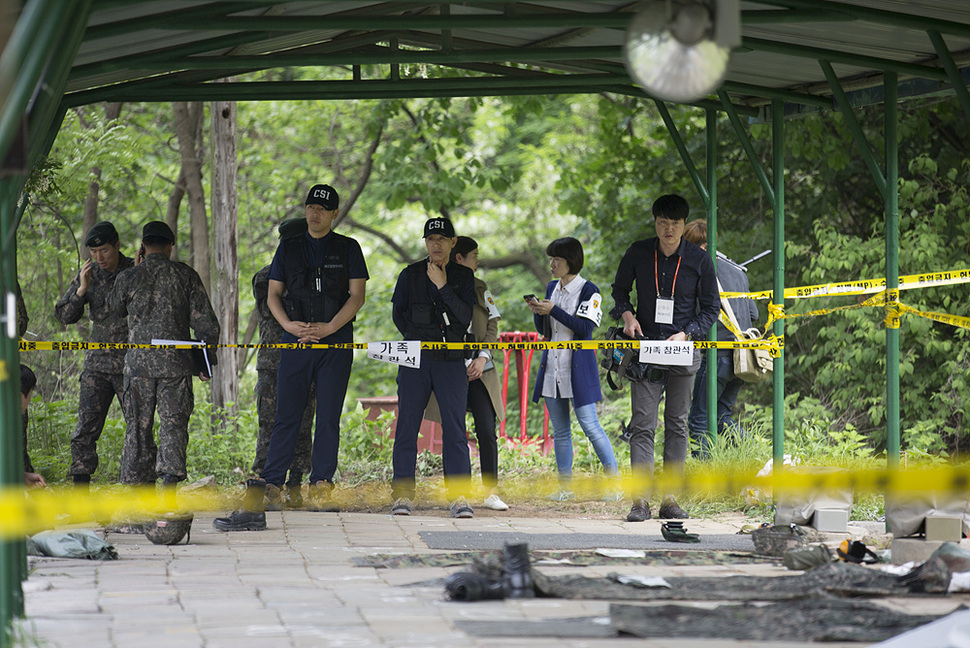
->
[[252, 254, 314, 506], [109, 221, 220, 485], [54, 222, 134, 486]]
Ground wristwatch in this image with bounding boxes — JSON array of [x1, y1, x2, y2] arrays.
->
[[682, 331, 693, 341]]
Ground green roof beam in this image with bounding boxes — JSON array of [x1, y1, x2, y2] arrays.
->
[[820, 59, 887, 197], [756, 0, 970, 39], [928, 30, 970, 124], [64, 73, 633, 105], [99, 45, 624, 71], [741, 9, 852, 24], [742, 37, 948, 82], [84, 2, 269, 41], [69, 31, 276, 81], [718, 89, 775, 204], [655, 100, 709, 208], [101, 12, 634, 34]]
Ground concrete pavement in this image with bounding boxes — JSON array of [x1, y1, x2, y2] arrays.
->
[[15, 510, 968, 647]]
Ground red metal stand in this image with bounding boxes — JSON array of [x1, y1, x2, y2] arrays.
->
[[498, 331, 551, 452]]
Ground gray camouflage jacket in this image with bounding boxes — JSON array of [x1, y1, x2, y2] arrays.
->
[[55, 254, 134, 374], [109, 253, 220, 378]]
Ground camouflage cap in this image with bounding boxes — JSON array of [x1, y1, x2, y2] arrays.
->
[[84, 221, 119, 247]]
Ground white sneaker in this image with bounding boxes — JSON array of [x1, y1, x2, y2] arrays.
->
[[483, 493, 509, 511]]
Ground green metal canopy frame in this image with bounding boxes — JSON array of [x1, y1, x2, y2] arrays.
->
[[1, 0, 969, 635]]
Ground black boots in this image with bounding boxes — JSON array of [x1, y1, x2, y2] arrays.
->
[[213, 479, 267, 532], [444, 542, 535, 601], [504, 542, 535, 599]]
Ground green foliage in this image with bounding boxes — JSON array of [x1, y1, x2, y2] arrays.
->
[[336, 404, 395, 484], [184, 399, 259, 484]]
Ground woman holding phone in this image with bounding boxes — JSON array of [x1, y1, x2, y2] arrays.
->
[[527, 237, 620, 501], [426, 236, 509, 510]]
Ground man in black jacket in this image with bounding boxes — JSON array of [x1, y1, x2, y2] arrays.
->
[[390, 218, 476, 518], [611, 195, 719, 522]]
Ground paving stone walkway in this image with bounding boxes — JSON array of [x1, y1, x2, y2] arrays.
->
[[15, 511, 968, 647]]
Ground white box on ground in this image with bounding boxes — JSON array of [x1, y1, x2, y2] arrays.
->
[[812, 507, 849, 533], [925, 514, 963, 543]]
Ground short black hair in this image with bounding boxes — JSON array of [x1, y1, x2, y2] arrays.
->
[[652, 194, 690, 221], [20, 364, 36, 396], [451, 235, 478, 263], [545, 237, 584, 274], [142, 235, 170, 248]]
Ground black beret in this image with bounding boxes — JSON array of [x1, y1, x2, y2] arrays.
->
[[84, 221, 119, 247], [141, 221, 175, 243], [278, 218, 308, 239]]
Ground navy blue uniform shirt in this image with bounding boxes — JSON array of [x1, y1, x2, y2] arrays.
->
[[267, 230, 369, 343]]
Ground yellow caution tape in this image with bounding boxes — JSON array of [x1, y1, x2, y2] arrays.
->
[[1, 464, 968, 539], [721, 266, 970, 301], [898, 302, 970, 330], [22, 337, 781, 353]]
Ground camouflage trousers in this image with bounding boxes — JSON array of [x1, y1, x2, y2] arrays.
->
[[252, 373, 313, 483], [70, 370, 125, 477], [120, 374, 193, 485]]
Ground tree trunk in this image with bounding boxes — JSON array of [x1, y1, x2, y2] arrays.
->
[[165, 169, 185, 261], [173, 101, 210, 291], [210, 99, 239, 413], [80, 103, 122, 258]]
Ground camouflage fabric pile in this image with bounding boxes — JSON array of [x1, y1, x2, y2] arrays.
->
[[533, 561, 911, 601], [609, 599, 944, 642]]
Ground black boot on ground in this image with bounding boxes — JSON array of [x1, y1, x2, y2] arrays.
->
[[444, 572, 508, 601], [213, 479, 267, 532], [504, 542, 535, 599]]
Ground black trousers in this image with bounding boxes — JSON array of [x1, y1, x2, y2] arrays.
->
[[467, 378, 498, 488]]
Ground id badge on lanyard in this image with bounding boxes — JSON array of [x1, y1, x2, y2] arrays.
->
[[654, 249, 681, 326]]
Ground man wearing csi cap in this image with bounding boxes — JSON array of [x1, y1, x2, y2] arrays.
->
[[55, 221, 134, 487], [215, 184, 368, 532], [389, 217, 477, 518], [248, 218, 314, 508], [109, 220, 220, 486]]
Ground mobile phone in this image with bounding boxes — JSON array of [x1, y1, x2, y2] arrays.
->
[[523, 294, 537, 303]]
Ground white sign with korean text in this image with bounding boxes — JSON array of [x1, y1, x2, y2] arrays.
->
[[367, 340, 421, 369], [638, 341, 693, 366]]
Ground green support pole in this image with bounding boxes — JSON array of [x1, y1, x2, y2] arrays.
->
[[771, 100, 786, 468], [0, 0, 71, 159], [706, 109, 718, 448], [1, 176, 26, 637], [884, 73, 900, 468]]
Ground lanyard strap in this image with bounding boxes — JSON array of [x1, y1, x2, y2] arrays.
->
[[655, 249, 682, 298]]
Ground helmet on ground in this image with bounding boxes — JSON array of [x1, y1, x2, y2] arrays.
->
[[144, 512, 194, 545]]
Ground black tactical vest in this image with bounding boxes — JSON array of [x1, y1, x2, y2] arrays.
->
[[281, 233, 351, 323], [404, 261, 471, 359]]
